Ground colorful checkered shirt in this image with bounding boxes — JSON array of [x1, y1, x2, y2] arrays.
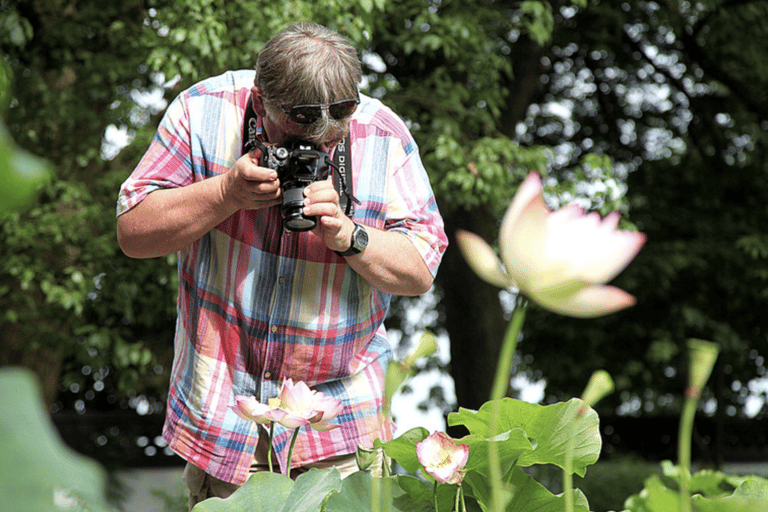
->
[[116, 70, 447, 484]]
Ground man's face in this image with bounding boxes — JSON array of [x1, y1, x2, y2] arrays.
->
[[251, 86, 350, 154]]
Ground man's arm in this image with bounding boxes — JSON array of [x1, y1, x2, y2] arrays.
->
[[119, 153, 436, 296], [344, 224, 435, 296], [117, 151, 281, 258], [303, 179, 435, 296]]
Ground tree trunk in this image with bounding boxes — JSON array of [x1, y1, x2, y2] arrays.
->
[[438, 208, 509, 420]]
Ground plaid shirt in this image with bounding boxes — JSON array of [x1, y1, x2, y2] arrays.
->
[[117, 70, 447, 484]]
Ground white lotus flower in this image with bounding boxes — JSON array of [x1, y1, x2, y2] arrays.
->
[[456, 172, 646, 318]]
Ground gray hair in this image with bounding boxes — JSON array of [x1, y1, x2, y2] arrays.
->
[[256, 22, 362, 144]]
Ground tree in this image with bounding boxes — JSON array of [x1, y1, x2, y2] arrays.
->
[[0, 0, 566, 414], [514, 0, 768, 422], [4, 0, 768, 439]]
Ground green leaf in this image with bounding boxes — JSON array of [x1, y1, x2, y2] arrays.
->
[[393, 474, 432, 504], [448, 398, 601, 476], [0, 368, 112, 512], [639, 475, 682, 512], [392, 474, 456, 512], [0, 122, 52, 217], [325, 472, 413, 512], [461, 430, 533, 478], [375, 427, 429, 475], [464, 466, 590, 512], [692, 478, 768, 512], [279, 468, 343, 512], [192, 471, 293, 511], [659, 460, 745, 497]]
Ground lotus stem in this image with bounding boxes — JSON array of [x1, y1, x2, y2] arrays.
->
[[488, 295, 528, 512], [268, 421, 275, 473], [564, 433, 575, 512], [286, 427, 301, 477], [679, 339, 719, 512], [371, 476, 381, 512], [678, 394, 697, 512]]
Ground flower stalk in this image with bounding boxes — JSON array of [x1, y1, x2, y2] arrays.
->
[[268, 421, 275, 473], [488, 295, 527, 512], [286, 427, 301, 477], [679, 339, 719, 512], [565, 370, 614, 512]]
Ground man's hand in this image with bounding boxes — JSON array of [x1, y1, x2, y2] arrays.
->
[[302, 178, 355, 253], [221, 149, 282, 211]]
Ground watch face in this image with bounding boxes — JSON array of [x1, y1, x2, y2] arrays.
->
[[354, 224, 369, 250]]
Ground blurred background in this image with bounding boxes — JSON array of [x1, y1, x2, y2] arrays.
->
[[3, 1, 768, 511]]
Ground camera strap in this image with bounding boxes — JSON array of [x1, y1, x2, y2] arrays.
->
[[242, 94, 357, 218]]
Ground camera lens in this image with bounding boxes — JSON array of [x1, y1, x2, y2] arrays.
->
[[281, 187, 316, 231], [284, 213, 316, 231]]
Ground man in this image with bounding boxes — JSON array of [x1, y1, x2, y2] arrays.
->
[[117, 22, 447, 507]]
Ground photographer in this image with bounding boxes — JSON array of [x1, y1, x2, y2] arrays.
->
[[116, 22, 447, 508]]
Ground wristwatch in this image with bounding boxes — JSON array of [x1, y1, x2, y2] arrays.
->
[[334, 222, 369, 257]]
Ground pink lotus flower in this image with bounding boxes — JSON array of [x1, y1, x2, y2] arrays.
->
[[456, 172, 645, 318], [233, 395, 274, 424], [234, 379, 342, 431], [416, 431, 470, 485]]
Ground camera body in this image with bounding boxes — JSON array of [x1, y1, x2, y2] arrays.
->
[[260, 141, 333, 232]]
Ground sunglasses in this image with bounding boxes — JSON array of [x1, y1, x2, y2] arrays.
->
[[279, 97, 360, 124]]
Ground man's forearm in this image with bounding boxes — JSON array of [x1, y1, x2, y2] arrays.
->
[[344, 227, 434, 296], [117, 175, 237, 258]]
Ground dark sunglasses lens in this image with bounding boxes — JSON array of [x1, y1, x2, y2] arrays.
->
[[290, 106, 322, 124], [328, 100, 358, 119]]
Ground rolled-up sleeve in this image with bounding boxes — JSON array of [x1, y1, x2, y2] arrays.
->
[[385, 139, 448, 277], [116, 94, 193, 216]]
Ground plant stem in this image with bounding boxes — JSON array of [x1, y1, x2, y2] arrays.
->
[[455, 485, 461, 512], [488, 295, 528, 512], [678, 393, 698, 512], [286, 428, 301, 477], [490, 295, 528, 403], [267, 421, 275, 473], [371, 476, 381, 512], [563, 430, 575, 512], [433, 481, 439, 512]]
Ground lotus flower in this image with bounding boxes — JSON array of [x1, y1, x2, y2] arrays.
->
[[456, 172, 645, 318], [416, 431, 470, 485], [233, 395, 274, 424], [234, 379, 342, 431]]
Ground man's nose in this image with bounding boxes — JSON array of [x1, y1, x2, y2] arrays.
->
[[317, 141, 336, 153]]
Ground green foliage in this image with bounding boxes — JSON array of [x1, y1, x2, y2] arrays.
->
[[194, 396, 599, 511], [191, 469, 342, 512], [0, 368, 112, 512], [0, 121, 51, 217], [1, 0, 586, 420], [0, 58, 51, 217], [447, 398, 601, 478], [624, 461, 768, 512], [3, 0, 767, 465], [514, 0, 768, 418], [0, 0, 181, 407]]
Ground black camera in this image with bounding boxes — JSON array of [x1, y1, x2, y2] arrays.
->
[[259, 140, 333, 232]]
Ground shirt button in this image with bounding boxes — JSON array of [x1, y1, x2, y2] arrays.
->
[[271, 325, 278, 333], [264, 371, 272, 379], [278, 277, 286, 284]]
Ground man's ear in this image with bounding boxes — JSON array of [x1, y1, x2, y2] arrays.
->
[[251, 86, 268, 117]]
